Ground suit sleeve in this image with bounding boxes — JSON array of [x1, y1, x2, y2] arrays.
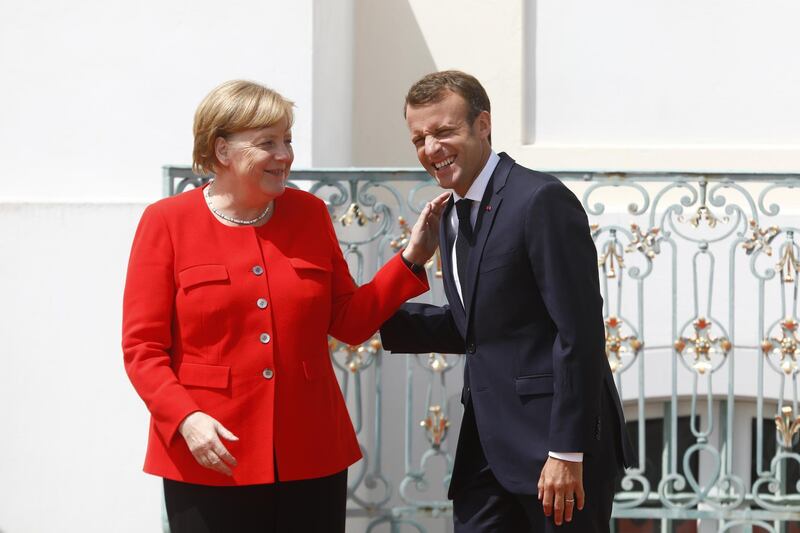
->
[[323, 202, 431, 345], [524, 181, 606, 453], [380, 303, 465, 354], [122, 204, 199, 444]]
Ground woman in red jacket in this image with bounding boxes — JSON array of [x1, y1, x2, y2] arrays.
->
[[122, 80, 448, 533]]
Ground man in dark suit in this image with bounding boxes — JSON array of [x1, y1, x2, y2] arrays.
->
[[381, 71, 635, 532]]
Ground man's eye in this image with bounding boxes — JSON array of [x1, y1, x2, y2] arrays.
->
[[284, 139, 292, 145]]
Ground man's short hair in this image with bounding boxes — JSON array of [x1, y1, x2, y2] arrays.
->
[[404, 70, 491, 124]]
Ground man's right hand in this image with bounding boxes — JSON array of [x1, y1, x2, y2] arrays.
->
[[178, 411, 239, 476]]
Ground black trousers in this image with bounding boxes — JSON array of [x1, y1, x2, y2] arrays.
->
[[163, 469, 347, 533], [451, 403, 615, 533]]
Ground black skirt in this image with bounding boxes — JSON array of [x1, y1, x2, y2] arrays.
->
[[163, 469, 347, 533]]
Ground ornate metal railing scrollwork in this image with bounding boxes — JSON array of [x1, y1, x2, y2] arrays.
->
[[165, 166, 800, 532]]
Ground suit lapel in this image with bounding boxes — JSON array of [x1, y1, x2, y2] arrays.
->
[[464, 153, 515, 322]]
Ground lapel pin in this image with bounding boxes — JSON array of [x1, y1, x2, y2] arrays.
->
[[485, 205, 492, 212]]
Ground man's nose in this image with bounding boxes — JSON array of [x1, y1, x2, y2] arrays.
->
[[424, 136, 441, 157]]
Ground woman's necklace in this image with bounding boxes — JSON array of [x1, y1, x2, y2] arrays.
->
[[204, 180, 272, 226]]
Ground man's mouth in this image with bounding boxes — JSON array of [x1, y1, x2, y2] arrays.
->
[[433, 156, 455, 170], [265, 169, 286, 178]]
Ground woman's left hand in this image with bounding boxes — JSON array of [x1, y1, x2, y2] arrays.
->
[[403, 191, 451, 265]]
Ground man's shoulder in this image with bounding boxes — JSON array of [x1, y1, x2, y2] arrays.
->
[[503, 159, 565, 197], [511, 165, 560, 184], [495, 156, 583, 215]]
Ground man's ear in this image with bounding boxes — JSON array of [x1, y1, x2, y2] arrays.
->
[[214, 137, 230, 167], [475, 110, 491, 142]]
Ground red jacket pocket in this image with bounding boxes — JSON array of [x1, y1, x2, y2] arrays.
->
[[178, 264, 229, 290], [177, 362, 231, 389]]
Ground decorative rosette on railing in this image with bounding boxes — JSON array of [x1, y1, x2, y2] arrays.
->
[[420, 405, 450, 449], [742, 219, 779, 256], [674, 317, 731, 375], [339, 202, 379, 227], [309, 177, 402, 249], [625, 223, 662, 259], [416, 352, 453, 374], [604, 316, 643, 374], [329, 335, 383, 374], [682, 204, 728, 228], [761, 318, 800, 376], [388, 216, 411, 252]]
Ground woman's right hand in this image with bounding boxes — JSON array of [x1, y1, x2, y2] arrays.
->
[[403, 191, 451, 265], [178, 411, 239, 476]]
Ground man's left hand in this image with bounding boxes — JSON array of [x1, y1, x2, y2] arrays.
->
[[538, 456, 585, 526]]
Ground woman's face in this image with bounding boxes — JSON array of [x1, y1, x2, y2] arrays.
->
[[218, 121, 293, 198]]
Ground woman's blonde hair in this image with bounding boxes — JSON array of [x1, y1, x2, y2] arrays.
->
[[192, 80, 295, 175]]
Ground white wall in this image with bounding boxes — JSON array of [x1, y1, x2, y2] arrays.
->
[[524, 0, 800, 172], [312, 0, 355, 166], [351, 0, 437, 167], [0, 0, 314, 202], [531, 0, 800, 147], [367, 0, 800, 173], [351, 0, 519, 167], [0, 203, 157, 532]]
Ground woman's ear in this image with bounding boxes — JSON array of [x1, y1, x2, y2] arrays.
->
[[214, 137, 229, 167]]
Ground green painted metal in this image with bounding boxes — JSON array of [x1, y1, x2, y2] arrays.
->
[[164, 166, 800, 532]]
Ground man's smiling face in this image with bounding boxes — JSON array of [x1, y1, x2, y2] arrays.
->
[[406, 90, 491, 198]]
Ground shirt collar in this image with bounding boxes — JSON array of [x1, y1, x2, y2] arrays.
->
[[452, 150, 500, 203]]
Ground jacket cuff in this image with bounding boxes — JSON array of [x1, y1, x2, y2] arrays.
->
[[388, 252, 429, 289], [153, 399, 202, 445]]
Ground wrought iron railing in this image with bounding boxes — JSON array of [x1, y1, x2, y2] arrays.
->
[[164, 166, 800, 533]]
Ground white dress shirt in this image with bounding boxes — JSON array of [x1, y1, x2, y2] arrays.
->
[[450, 151, 499, 304], [450, 151, 583, 464]]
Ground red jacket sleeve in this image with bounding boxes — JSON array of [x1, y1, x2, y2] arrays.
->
[[122, 204, 199, 444], [324, 206, 430, 345]]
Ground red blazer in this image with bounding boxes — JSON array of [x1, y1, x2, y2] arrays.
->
[[122, 185, 428, 486]]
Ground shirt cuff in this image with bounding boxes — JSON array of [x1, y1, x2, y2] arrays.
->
[[548, 451, 584, 463]]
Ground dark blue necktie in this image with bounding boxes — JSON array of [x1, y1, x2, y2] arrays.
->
[[455, 199, 473, 302]]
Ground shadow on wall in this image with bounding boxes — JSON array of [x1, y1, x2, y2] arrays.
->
[[353, 0, 437, 167], [523, 0, 538, 145]]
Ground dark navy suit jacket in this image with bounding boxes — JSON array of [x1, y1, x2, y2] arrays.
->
[[381, 153, 635, 497]]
